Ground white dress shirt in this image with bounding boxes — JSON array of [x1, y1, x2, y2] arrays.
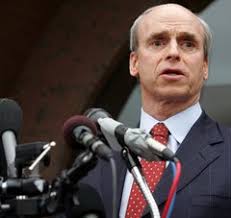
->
[[119, 102, 202, 218]]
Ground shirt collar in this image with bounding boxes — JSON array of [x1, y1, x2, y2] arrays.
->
[[140, 102, 202, 144]]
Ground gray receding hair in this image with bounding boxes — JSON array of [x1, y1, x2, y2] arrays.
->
[[129, 8, 212, 59]]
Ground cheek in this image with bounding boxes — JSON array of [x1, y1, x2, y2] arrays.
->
[[187, 56, 206, 78], [188, 53, 205, 67], [137, 54, 159, 74]]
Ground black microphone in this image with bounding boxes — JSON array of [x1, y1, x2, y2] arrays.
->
[[62, 115, 113, 161], [85, 108, 175, 161], [0, 177, 49, 196], [0, 98, 22, 178]]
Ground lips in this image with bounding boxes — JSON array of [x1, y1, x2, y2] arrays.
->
[[159, 68, 186, 81], [160, 68, 185, 76]]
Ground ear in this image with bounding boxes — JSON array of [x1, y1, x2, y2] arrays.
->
[[129, 51, 139, 77], [202, 57, 209, 80]]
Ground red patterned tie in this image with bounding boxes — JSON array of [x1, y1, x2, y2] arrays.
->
[[125, 123, 169, 218]]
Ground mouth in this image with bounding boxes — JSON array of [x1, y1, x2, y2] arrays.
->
[[159, 68, 186, 81], [160, 69, 185, 76]]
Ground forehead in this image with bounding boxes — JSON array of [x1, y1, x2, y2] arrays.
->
[[137, 6, 204, 42]]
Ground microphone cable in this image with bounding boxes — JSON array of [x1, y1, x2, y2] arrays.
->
[[162, 157, 182, 218], [109, 157, 118, 218]]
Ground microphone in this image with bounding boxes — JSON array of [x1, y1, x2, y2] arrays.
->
[[62, 115, 113, 160], [85, 109, 162, 217], [0, 178, 49, 196], [85, 108, 175, 161], [0, 98, 22, 178], [84, 108, 112, 144]]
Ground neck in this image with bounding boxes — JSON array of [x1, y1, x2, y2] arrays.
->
[[142, 96, 200, 121]]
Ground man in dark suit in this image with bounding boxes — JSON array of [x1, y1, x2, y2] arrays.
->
[[81, 3, 231, 218]]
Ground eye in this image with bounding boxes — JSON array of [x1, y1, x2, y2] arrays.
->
[[180, 40, 196, 50], [153, 40, 162, 46], [184, 41, 194, 47], [151, 39, 167, 47]]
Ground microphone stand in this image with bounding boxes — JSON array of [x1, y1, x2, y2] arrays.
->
[[121, 147, 160, 218]]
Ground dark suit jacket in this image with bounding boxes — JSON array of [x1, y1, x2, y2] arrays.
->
[[81, 112, 231, 218]]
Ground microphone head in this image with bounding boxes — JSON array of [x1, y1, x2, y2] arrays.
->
[[84, 108, 113, 145], [0, 98, 22, 178], [84, 108, 112, 122], [0, 98, 23, 135], [65, 183, 106, 218], [63, 115, 97, 147]]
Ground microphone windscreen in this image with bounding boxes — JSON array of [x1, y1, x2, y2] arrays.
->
[[63, 115, 97, 147], [65, 183, 106, 218], [0, 98, 22, 135]]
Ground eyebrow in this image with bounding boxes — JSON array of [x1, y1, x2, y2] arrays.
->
[[146, 31, 200, 44], [146, 31, 169, 41], [177, 32, 198, 41]]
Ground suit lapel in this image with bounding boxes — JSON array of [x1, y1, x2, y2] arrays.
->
[[143, 112, 224, 216]]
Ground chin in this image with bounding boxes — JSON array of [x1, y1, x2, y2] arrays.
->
[[154, 88, 192, 102]]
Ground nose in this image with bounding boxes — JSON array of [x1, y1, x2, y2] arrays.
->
[[165, 40, 180, 62]]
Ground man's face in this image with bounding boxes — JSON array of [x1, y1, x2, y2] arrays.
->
[[130, 5, 208, 104]]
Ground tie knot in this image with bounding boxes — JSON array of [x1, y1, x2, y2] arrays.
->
[[150, 123, 169, 145]]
